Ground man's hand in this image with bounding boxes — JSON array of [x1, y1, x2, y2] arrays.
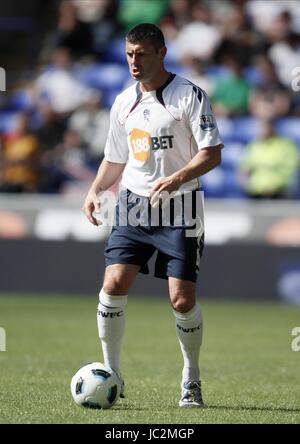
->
[[149, 145, 222, 207], [149, 174, 181, 207], [82, 190, 101, 226], [82, 159, 126, 226]]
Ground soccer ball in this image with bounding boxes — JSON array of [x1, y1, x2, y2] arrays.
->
[[70, 362, 121, 409]]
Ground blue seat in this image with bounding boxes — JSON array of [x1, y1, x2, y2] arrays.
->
[[8, 90, 32, 111], [102, 89, 120, 109], [102, 38, 126, 64], [243, 66, 264, 87], [206, 64, 230, 80], [275, 118, 300, 146], [76, 63, 129, 91], [165, 62, 185, 76], [221, 141, 245, 168], [201, 167, 227, 197], [233, 117, 262, 143], [0, 111, 18, 134], [165, 40, 179, 65], [223, 164, 246, 198], [217, 117, 235, 142]]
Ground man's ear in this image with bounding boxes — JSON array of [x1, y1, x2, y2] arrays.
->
[[159, 46, 167, 60]]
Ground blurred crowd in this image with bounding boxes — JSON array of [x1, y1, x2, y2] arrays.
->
[[0, 0, 300, 198]]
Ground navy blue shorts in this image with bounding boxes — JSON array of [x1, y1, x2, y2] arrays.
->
[[104, 189, 205, 282]]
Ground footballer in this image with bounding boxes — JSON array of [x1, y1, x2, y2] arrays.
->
[[83, 23, 223, 407]]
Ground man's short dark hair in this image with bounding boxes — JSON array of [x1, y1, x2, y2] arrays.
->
[[126, 23, 165, 51]]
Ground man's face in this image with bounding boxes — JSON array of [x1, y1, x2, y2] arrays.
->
[[126, 39, 166, 83]]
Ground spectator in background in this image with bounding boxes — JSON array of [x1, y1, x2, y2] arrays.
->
[[117, 0, 170, 32], [212, 54, 252, 116], [212, 2, 263, 66], [54, 0, 93, 58], [73, 0, 120, 56], [246, 0, 300, 37], [41, 128, 95, 194], [68, 92, 110, 166], [263, 9, 292, 44], [248, 55, 291, 119], [162, 0, 194, 32], [173, 2, 221, 62], [36, 103, 66, 153], [240, 119, 299, 199], [0, 113, 40, 193], [268, 32, 300, 89], [35, 47, 94, 119]]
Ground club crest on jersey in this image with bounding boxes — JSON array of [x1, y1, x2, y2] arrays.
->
[[143, 109, 151, 121], [200, 114, 215, 131]]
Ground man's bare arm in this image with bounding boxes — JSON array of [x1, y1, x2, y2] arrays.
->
[[82, 159, 126, 225]]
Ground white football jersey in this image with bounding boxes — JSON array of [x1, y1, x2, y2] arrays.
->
[[104, 73, 223, 197]]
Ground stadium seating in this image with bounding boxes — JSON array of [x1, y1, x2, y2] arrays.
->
[[243, 66, 264, 87], [231, 117, 262, 144], [74, 63, 130, 108], [275, 118, 300, 145], [0, 110, 19, 133], [7, 90, 33, 111], [102, 38, 127, 64], [75, 63, 129, 90], [1, 54, 300, 198], [201, 166, 227, 198]]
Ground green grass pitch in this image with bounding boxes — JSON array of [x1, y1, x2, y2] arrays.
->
[[0, 294, 300, 424]]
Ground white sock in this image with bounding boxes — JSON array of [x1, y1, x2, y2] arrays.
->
[[173, 302, 203, 384], [97, 289, 128, 375]]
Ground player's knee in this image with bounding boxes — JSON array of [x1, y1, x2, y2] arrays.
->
[[103, 278, 128, 296], [171, 296, 194, 314]]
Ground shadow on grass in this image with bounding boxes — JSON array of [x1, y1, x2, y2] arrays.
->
[[113, 402, 300, 414], [203, 404, 300, 414]]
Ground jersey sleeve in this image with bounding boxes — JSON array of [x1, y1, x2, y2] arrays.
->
[[185, 86, 223, 150], [104, 97, 128, 163]]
